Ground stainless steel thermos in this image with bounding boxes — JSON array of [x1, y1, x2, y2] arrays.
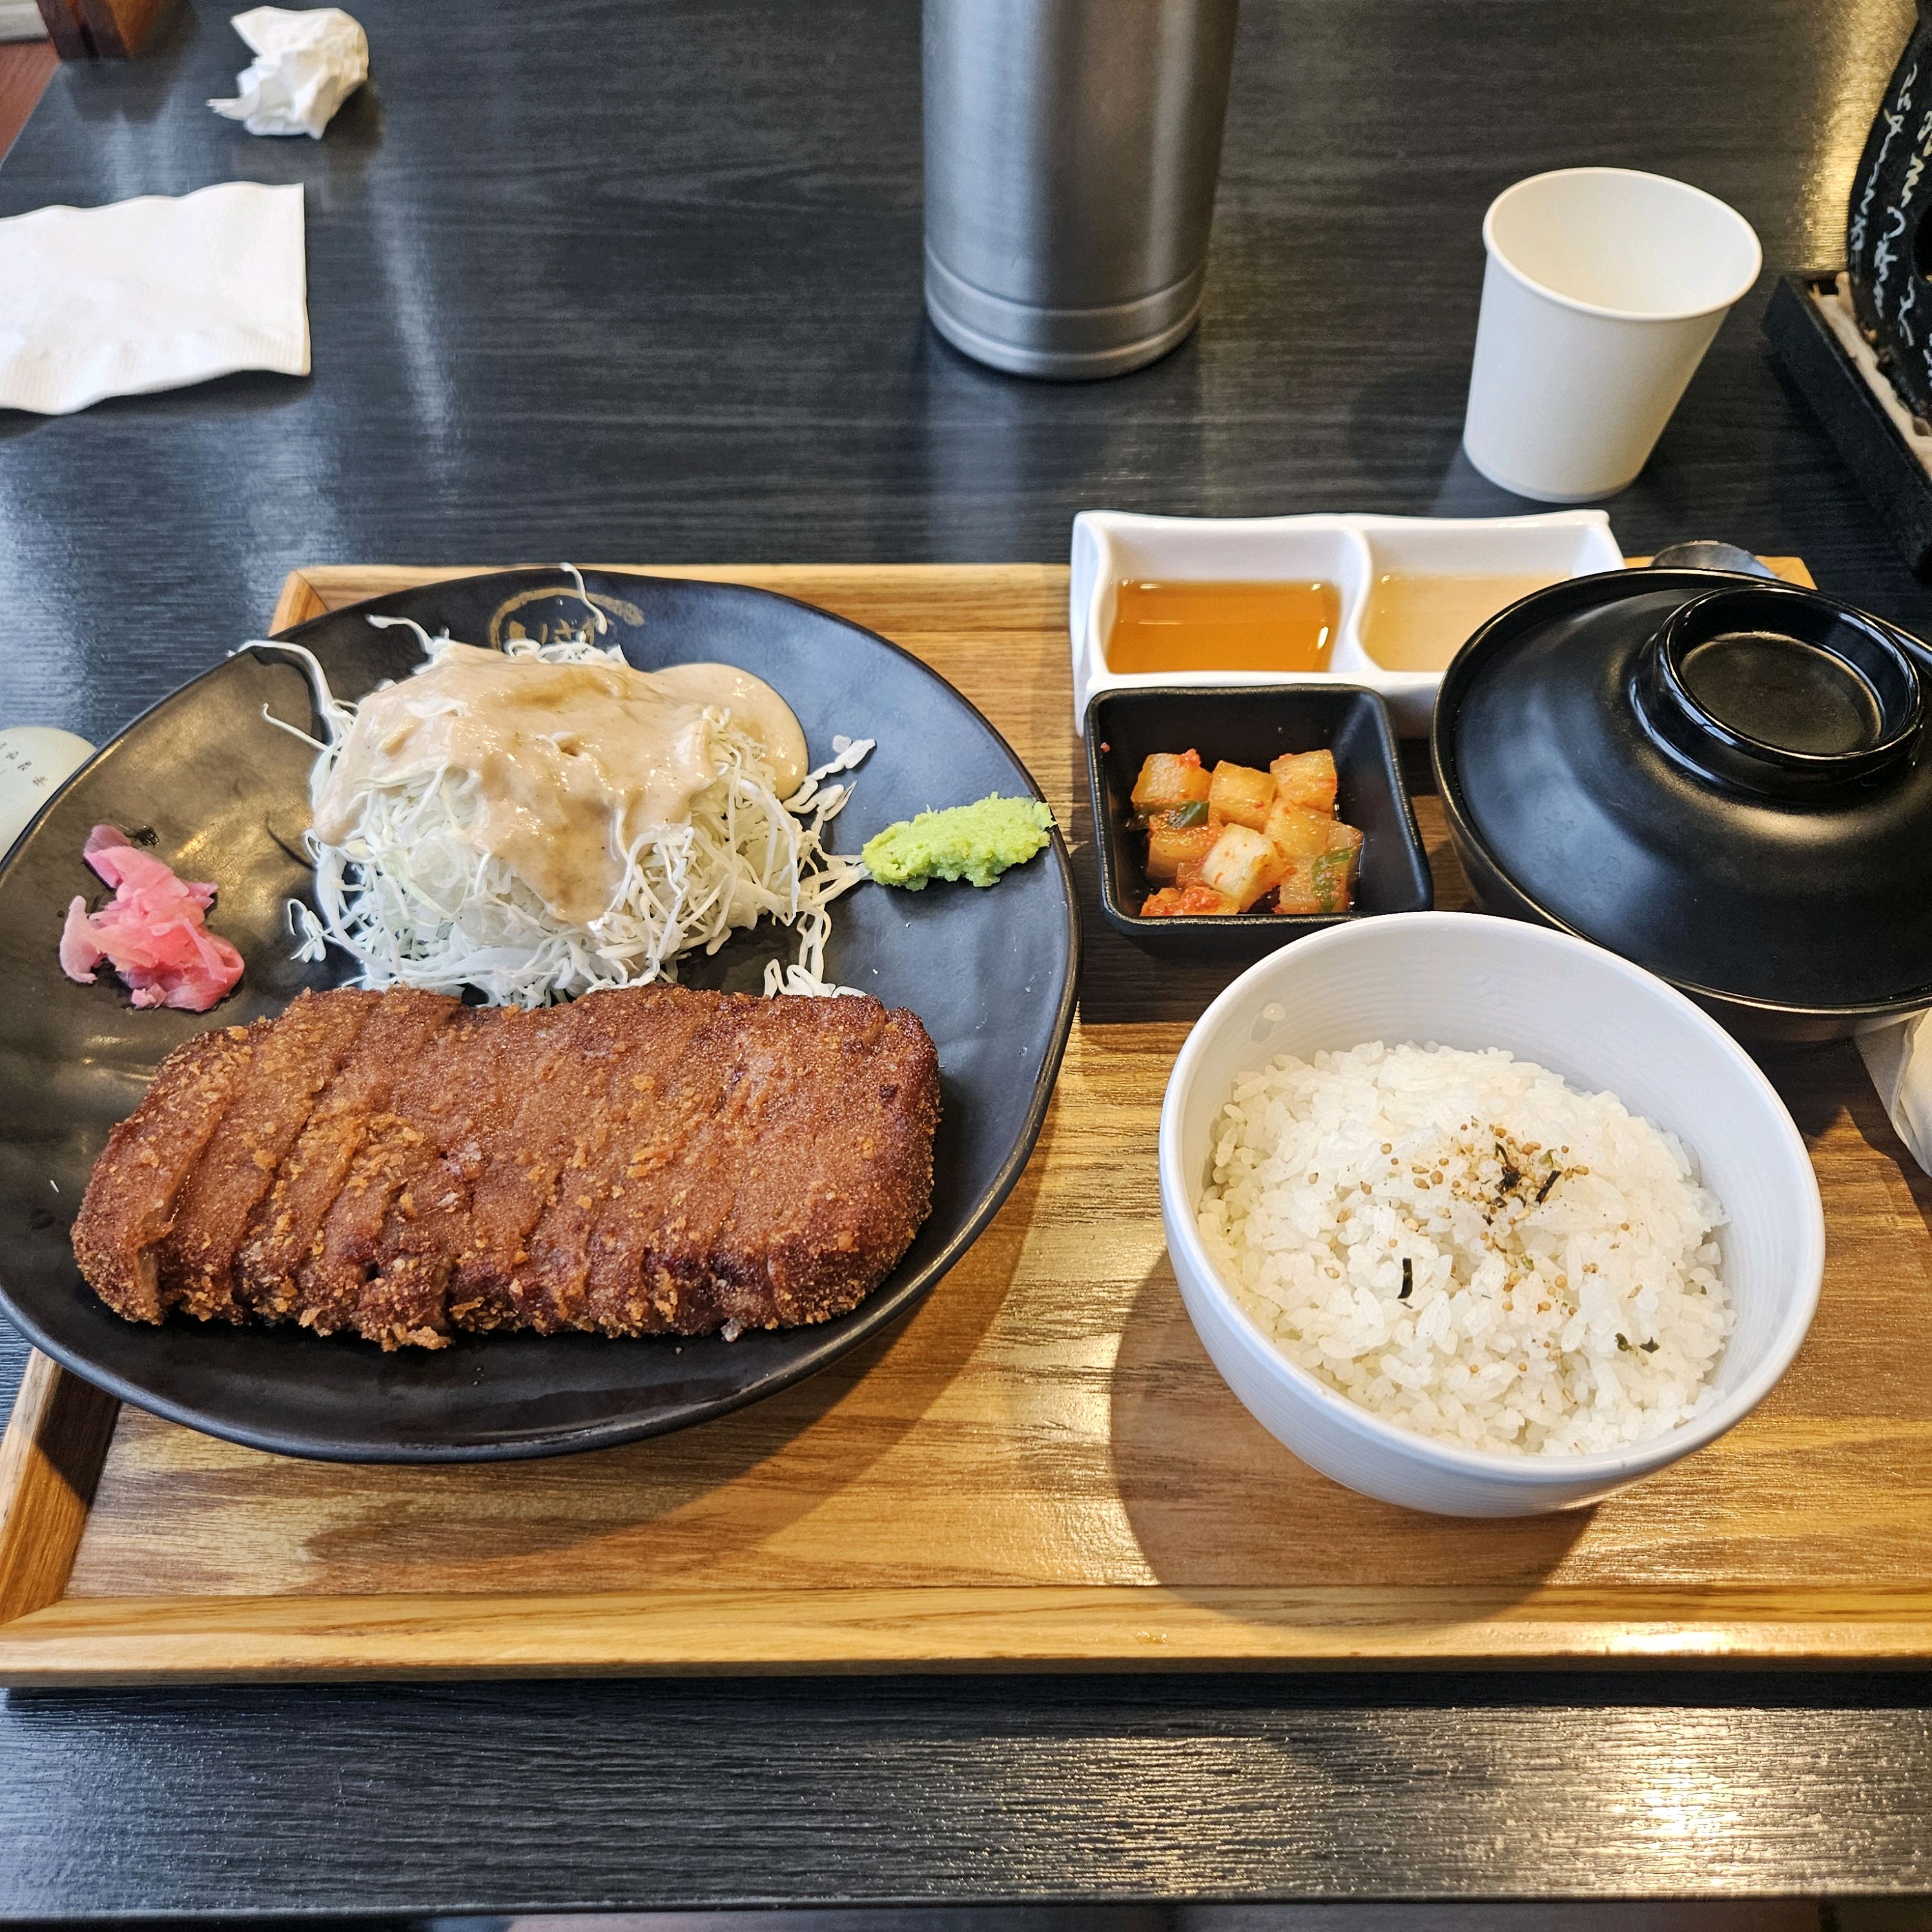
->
[[922, 0, 1241, 380]]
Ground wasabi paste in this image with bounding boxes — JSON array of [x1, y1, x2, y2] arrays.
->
[[861, 794, 1053, 890]]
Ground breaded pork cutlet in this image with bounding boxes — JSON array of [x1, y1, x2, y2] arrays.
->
[[232, 987, 461, 1321], [71, 1023, 258, 1324], [493, 987, 723, 1334], [440, 994, 660, 1333], [72, 985, 940, 1350], [291, 1005, 498, 1344], [580, 996, 938, 1334], [155, 989, 378, 1322]]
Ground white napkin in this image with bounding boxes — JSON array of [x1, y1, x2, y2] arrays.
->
[[0, 181, 308, 416], [1858, 1015, 1932, 1169], [209, 6, 367, 139]]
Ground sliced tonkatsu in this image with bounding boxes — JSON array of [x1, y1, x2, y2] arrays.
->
[[155, 989, 378, 1322], [72, 984, 940, 1350], [581, 996, 938, 1335], [232, 986, 460, 1322], [71, 1022, 262, 1325]]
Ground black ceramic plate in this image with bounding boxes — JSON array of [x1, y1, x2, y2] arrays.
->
[[1085, 685, 1432, 958], [0, 570, 1077, 1461]]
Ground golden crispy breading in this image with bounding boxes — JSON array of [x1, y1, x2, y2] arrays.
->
[[71, 1023, 259, 1324], [73, 985, 939, 1349], [156, 989, 377, 1321]]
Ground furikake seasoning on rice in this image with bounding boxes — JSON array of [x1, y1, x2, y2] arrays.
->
[[1196, 1041, 1732, 1456]]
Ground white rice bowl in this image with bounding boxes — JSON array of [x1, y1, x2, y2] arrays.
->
[[1195, 1041, 1732, 1456]]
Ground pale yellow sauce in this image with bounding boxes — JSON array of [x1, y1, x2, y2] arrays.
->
[[1361, 571, 1565, 672], [312, 643, 808, 925]]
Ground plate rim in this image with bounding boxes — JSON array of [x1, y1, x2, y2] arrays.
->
[[0, 566, 1080, 1463]]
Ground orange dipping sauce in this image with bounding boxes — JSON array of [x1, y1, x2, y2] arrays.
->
[[1106, 578, 1341, 675]]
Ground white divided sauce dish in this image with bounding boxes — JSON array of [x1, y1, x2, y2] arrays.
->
[[1070, 508, 1625, 735], [1158, 912, 1824, 1517]]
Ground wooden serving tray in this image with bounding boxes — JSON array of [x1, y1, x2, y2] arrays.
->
[[2, 558, 1928, 1685]]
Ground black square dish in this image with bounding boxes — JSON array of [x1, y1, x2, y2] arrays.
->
[[1085, 685, 1433, 957]]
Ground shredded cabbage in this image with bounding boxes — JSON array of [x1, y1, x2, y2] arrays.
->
[[243, 614, 874, 1008]]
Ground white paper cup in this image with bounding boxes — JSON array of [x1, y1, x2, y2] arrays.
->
[[1461, 167, 1762, 502]]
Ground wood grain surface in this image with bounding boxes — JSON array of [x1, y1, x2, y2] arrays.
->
[[0, 37, 55, 155], [3, 560, 1924, 1683], [29, 0, 85, 60], [75, 0, 174, 57], [0, 1351, 116, 1623]]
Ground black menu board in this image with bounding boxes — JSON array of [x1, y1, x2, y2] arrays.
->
[[1849, 2, 1932, 423]]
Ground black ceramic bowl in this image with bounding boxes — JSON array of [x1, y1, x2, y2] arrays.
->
[[1434, 567, 1932, 1042], [1085, 685, 1433, 958]]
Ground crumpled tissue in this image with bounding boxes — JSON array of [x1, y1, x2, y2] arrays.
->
[[0, 181, 309, 416], [209, 6, 368, 139], [1857, 1014, 1932, 1171]]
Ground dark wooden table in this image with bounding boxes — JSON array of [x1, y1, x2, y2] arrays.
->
[[1, 0, 1929, 1913]]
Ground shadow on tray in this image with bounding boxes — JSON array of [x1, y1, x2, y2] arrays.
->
[[1105, 1259, 1595, 1598]]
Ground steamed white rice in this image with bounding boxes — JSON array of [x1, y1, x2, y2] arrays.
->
[[1196, 1041, 1732, 1457]]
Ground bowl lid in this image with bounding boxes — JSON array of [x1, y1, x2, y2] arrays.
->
[[1434, 568, 1932, 1011]]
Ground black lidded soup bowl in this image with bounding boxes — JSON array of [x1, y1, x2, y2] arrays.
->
[[1432, 566, 1932, 1042]]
